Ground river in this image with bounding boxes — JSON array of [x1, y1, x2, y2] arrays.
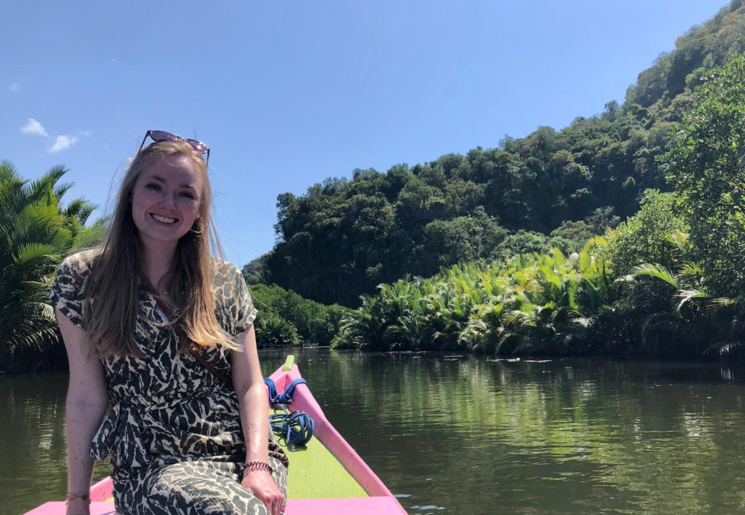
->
[[3, 350, 745, 514]]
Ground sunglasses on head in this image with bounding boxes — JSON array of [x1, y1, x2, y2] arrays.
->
[[139, 130, 210, 167]]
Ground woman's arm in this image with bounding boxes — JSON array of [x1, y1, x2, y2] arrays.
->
[[231, 325, 283, 515], [232, 325, 268, 464], [58, 308, 109, 515]]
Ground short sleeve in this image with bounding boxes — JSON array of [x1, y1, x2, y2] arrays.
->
[[226, 264, 258, 337], [48, 253, 92, 329]]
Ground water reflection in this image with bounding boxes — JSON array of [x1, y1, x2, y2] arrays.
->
[[4, 354, 745, 514], [285, 353, 745, 515], [0, 372, 110, 514]]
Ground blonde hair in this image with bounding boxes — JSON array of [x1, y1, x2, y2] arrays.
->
[[84, 139, 238, 357]]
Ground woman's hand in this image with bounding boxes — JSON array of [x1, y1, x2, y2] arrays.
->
[[241, 470, 285, 515], [65, 498, 90, 515]]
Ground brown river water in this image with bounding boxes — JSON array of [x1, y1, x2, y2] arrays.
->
[[3, 350, 745, 515]]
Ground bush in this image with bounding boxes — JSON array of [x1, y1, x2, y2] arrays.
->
[[254, 311, 300, 348], [604, 190, 687, 274], [249, 283, 350, 346]]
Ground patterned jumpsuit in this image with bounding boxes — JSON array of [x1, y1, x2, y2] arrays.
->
[[50, 250, 288, 515]]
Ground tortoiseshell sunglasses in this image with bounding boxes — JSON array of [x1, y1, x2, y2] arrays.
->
[[139, 130, 210, 167]]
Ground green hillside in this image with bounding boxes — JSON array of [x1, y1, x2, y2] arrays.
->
[[333, 51, 745, 357], [255, 0, 745, 308]]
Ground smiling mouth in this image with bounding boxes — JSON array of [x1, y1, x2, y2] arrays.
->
[[150, 213, 178, 224]]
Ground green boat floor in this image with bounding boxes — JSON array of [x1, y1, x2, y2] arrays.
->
[[279, 435, 369, 499]]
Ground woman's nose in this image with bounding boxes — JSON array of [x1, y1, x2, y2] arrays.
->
[[160, 192, 176, 208]]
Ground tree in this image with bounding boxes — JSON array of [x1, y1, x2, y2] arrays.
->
[[493, 231, 551, 260], [444, 178, 484, 217], [242, 254, 269, 285], [0, 162, 103, 372], [662, 53, 745, 299], [605, 190, 688, 274], [419, 210, 508, 276]]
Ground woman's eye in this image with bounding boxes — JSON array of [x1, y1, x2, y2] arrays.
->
[[180, 192, 196, 199], [146, 183, 161, 191]]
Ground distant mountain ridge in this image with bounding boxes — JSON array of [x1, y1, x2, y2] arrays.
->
[[252, 0, 745, 308]]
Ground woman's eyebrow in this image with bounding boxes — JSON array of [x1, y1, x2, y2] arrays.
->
[[150, 175, 196, 189]]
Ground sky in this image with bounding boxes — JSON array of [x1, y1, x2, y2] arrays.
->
[[0, 0, 729, 268]]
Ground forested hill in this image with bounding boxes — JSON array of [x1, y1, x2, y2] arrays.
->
[[248, 0, 745, 308]]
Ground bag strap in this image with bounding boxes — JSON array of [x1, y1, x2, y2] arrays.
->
[[142, 277, 232, 387]]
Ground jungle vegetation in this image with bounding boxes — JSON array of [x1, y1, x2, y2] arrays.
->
[[332, 52, 745, 358], [247, 281, 350, 348], [0, 162, 104, 373], [258, 0, 745, 308]]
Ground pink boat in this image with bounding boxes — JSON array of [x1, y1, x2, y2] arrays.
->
[[25, 355, 407, 515]]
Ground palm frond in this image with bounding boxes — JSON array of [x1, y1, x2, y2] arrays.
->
[[632, 263, 680, 288]]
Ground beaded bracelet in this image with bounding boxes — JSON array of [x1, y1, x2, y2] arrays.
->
[[239, 461, 274, 475], [65, 493, 91, 505]]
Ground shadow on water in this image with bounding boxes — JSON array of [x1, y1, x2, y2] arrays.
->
[[5, 352, 745, 514]]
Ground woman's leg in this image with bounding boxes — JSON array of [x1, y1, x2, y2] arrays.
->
[[113, 459, 288, 515]]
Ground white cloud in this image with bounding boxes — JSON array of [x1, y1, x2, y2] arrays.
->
[[48, 135, 79, 153], [22, 120, 86, 152], [9, 82, 21, 92], [21, 118, 49, 137]]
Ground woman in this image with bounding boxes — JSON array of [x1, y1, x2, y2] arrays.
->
[[50, 131, 288, 515]]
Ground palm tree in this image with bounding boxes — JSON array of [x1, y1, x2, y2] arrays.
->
[[333, 294, 389, 350], [0, 161, 102, 372], [458, 300, 507, 353], [630, 230, 745, 357]]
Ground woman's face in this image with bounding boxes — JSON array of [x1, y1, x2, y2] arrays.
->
[[131, 154, 205, 246]]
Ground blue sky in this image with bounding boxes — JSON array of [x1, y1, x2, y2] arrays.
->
[[0, 0, 728, 268]]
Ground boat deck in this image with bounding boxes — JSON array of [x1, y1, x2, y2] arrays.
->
[[281, 430, 368, 499]]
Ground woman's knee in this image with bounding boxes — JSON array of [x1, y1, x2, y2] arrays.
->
[[144, 462, 270, 515]]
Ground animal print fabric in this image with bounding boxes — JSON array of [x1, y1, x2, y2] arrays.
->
[[112, 459, 288, 515], [49, 250, 288, 515]]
